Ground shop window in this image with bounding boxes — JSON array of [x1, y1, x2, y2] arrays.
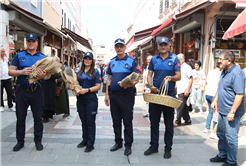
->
[[164, 0, 169, 11], [52, 1, 56, 9], [159, 0, 163, 16], [56, 1, 60, 14], [31, 0, 37, 8], [215, 19, 246, 69]]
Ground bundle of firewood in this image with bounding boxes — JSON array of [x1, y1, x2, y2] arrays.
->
[[118, 72, 140, 89]]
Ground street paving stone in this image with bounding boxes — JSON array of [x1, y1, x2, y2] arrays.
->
[[1, 85, 245, 166]]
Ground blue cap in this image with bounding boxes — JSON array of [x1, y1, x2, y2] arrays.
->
[[26, 33, 38, 41], [114, 38, 125, 46], [84, 52, 93, 59], [158, 37, 169, 45]]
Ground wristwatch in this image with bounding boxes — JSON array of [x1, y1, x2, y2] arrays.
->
[[88, 88, 91, 93], [230, 110, 235, 114]]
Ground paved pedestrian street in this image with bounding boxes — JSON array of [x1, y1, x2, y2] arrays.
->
[[1, 84, 245, 166]]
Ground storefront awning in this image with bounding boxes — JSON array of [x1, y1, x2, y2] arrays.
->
[[6, 0, 67, 38], [61, 27, 92, 51], [151, 17, 174, 36], [174, 1, 212, 20], [222, 8, 246, 40], [126, 25, 160, 48]]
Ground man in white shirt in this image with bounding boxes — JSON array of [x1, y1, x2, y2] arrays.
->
[[174, 53, 193, 126], [0, 47, 14, 112]]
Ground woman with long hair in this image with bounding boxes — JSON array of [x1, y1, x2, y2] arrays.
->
[[69, 52, 101, 153]]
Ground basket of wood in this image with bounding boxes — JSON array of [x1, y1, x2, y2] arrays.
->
[[143, 80, 182, 108], [61, 67, 82, 96], [28, 56, 62, 84], [118, 72, 140, 89]]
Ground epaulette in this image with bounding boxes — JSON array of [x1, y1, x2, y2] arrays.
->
[[128, 55, 135, 60], [110, 56, 117, 60]]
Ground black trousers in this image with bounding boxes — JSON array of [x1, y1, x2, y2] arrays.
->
[[175, 93, 191, 124], [77, 93, 98, 146], [109, 91, 135, 147], [15, 86, 44, 144], [1, 79, 13, 108]]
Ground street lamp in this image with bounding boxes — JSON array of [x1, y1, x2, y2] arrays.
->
[[12, 29, 17, 42], [210, 33, 216, 49], [195, 38, 200, 50]]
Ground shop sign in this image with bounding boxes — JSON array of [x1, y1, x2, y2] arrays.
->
[[215, 49, 241, 58]]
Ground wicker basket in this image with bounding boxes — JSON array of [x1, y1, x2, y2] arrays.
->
[[143, 80, 182, 108]]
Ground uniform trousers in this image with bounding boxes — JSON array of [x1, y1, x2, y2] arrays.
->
[[77, 93, 98, 146], [149, 91, 175, 150], [15, 86, 44, 143], [109, 91, 135, 147]]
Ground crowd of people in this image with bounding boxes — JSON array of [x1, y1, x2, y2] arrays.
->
[[1, 32, 245, 166]]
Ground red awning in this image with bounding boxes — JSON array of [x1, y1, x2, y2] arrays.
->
[[126, 36, 134, 49], [222, 8, 246, 40], [138, 38, 152, 47], [151, 17, 174, 36], [62, 27, 92, 50], [174, 1, 211, 20], [232, 0, 246, 3]]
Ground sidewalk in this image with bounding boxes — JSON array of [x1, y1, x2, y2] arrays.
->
[[1, 82, 245, 166]]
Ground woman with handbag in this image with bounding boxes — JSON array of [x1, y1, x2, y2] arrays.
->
[[69, 52, 101, 153]]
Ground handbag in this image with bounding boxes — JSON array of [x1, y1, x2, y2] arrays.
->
[[55, 82, 63, 97]]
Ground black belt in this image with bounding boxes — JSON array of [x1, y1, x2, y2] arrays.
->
[[111, 90, 135, 95], [18, 85, 40, 90]]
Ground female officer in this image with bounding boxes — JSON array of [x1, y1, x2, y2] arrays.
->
[[69, 52, 101, 153]]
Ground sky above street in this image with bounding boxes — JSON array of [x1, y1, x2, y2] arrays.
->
[[81, 0, 139, 46]]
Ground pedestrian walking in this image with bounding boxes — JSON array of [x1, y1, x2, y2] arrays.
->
[[174, 53, 193, 127], [102, 63, 109, 94], [210, 51, 245, 166], [203, 62, 221, 133], [143, 37, 181, 159], [191, 60, 206, 114], [141, 55, 152, 118], [1, 47, 14, 112], [69, 52, 101, 153], [8, 33, 50, 152], [104, 38, 139, 156]]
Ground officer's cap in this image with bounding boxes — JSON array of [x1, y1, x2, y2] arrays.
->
[[84, 52, 93, 59], [158, 37, 169, 45], [114, 38, 125, 46], [26, 33, 38, 41]]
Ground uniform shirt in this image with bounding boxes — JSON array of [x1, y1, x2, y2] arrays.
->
[[205, 69, 221, 97], [77, 69, 101, 90], [1, 56, 12, 80], [148, 52, 181, 91], [176, 62, 192, 94], [107, 54, 139, 92], [11, 50, 45, 87], [218, 64, 245, 116]]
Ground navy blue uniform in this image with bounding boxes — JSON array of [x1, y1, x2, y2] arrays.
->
[[76, 69, 101, 146], [11, 50, 45, 144], [107, 54, 139, 147], [148, 52, 180, 150]]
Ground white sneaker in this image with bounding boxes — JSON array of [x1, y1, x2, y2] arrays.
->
[[0, 106, 4, 112], [8, 107, 15, 112], [210, 133, 219, 139], [199, 109, 203, 113], [203, 128, 209, 133], [203, 111, 208, 115], [28, 106, 31, 111], [191, 109, 195, 114]]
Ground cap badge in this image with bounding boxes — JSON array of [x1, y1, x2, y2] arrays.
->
[[162, 38, 165, 41], [30, 34, 33, 37]]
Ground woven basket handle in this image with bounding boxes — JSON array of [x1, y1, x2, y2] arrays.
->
[[159, 79, 169, 96]]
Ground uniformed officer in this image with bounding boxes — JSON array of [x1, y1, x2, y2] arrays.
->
[[70, 52, 101, 153], [143, 37, 181, 159], [104, 38, 139, 156], [8, 33, 50, 152]]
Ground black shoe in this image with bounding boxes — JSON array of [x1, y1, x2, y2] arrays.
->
[[84, 145, 94, 152], [13, 143, 24, 152], [164, 149, 171, 159], [77, 141, 87, 148], [124, 147, 132, 156], [144, 147, 158, 156], [210, 155, 227, 163], [110, 143, 122, 152], [35, 142, 43, 151], [43, 118, 49, 123], [143, 114, 149, 118], [222, 162, 238, 166]]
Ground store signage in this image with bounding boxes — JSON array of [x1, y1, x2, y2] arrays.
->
[[215, 49, 241, 58]]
